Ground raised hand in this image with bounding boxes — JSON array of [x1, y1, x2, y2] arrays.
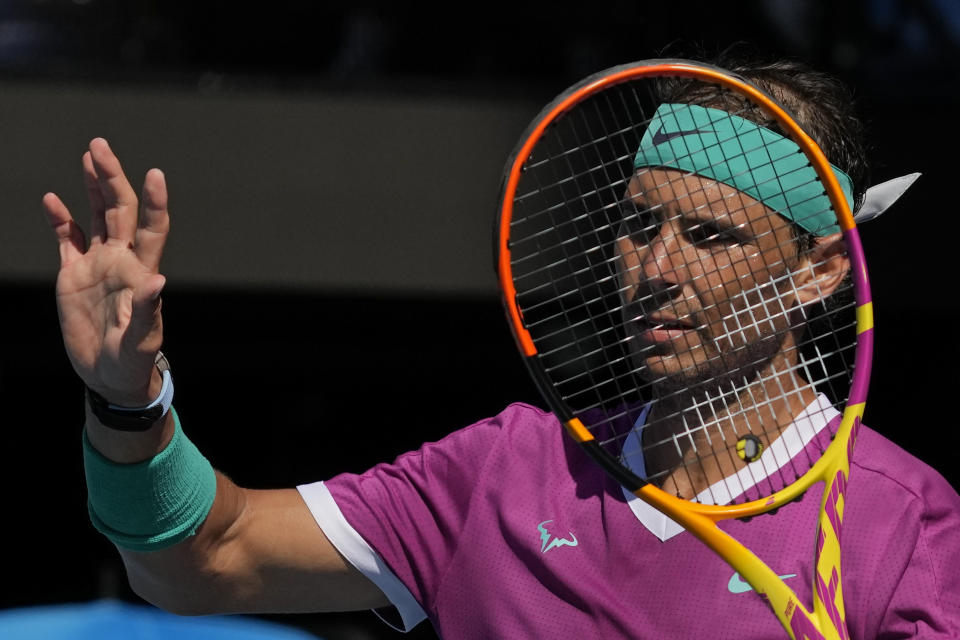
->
[[44, 138, 170, 408]]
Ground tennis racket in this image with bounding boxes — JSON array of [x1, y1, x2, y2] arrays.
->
[[496, 60, 871, 640]]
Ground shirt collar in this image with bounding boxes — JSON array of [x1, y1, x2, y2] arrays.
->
[[620, 394, 839, 542]]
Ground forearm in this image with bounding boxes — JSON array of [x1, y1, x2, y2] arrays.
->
[[85, 406, 388, 615], [119, 483, 389, 615], [117, 469, 249, 615], [84, 397, 246, 614]]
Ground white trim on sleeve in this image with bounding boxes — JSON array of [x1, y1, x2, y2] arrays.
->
[[296, 481, 428, 631]]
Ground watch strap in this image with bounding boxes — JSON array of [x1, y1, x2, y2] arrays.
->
[[87, 352, 174, 432]]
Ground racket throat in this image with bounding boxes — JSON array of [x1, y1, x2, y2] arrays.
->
[[641, 376, 819, 502]]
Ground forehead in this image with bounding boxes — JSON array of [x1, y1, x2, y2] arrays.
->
[[627, 168, 782, 231]]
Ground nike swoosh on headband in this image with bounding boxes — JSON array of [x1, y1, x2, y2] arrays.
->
[[634, 103, 855, 236], [650, 126, 716, 146]]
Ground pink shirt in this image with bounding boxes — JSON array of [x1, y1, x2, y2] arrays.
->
[[298, 402, 960, 639]]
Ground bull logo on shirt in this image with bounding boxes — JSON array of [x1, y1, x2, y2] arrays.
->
[[537, 520, 579, 554]]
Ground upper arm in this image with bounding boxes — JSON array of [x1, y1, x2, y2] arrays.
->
[[119, 474, 389, 615]]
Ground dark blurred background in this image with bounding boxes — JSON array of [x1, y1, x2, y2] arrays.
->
[[1, 1, 958, 638]]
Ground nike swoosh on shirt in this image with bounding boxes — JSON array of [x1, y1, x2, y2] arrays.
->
[[727, 572, 797, 594], [650, 126, 715, 146]]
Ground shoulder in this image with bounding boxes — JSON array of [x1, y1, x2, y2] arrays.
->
[[848, 427, 960, 638], [328, 402, 562, 489], [395, 402, 560, 460], [470, 401, 558, 432], [847, 424, 960, 592], [850, 425, 960, 513], [479, 401, 562, 443]]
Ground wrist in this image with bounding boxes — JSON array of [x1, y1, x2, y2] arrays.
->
[[87, 352, 173, 432], [91, 365, 164, 408], [84, 407, 217, 552], [86, 407, 175, 464], [84, 351, 177, 463]]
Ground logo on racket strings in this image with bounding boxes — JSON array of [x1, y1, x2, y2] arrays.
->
[[537, 520, 578, 554]]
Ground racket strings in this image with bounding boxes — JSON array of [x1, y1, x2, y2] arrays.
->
[[548, 95, 655, 413], [543, 313, 851, 413], [511, 98, 836, 251], [623, 359, 836, 494], [512, 191, 834, 309], [515, 226, 855, 407], [507, 78, 856, 505], [520, 114, 642, 412], [537, 269, 854, 400], [617, 226, 853, 504]]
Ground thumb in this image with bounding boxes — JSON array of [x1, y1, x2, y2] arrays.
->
[[126, 273, 166, 346]]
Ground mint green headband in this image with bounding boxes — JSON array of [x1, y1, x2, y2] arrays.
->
[[633, 103, 854, 236]]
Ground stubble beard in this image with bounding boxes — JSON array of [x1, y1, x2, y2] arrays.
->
[[634, 324, 790, 402]]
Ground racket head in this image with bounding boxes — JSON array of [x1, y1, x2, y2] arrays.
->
[[496, 59, 872, 515]]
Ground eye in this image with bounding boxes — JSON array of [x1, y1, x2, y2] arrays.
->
[[686, 220, 739, 247], [619, 202, 660, 245]]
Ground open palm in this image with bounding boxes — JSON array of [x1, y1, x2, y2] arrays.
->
[[44, 138, 170, 407]]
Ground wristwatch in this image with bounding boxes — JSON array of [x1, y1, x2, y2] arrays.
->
[[86, 351, 174, 431]]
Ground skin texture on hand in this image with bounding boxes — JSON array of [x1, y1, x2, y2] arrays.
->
[[45, 138, 173, 461], [44, 137, 169, 408]]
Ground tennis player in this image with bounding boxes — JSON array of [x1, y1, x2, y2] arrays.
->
[[46, 54, 960, 638]]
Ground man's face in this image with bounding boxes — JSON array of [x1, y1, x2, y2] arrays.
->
[[616, 168, 804, 389]]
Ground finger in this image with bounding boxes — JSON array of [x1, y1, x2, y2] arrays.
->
[[135, 168, 170, 272], [82, 150, 107, 244], [123, 273, 167, 353], [88, 138, 139, 248], [42, 192, 86, 266]]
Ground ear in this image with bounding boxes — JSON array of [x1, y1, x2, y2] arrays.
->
[[791, 232, 850, 306]]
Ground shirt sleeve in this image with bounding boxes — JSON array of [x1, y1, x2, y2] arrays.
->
[[296, 480, 427, 631], [297, 406, 529, 630], [869, 464, 960, 638]]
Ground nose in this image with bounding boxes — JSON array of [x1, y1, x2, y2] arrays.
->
[[643, 222, 685, 283], [620, 220, 687, 305]]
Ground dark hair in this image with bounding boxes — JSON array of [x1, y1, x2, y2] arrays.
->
[[656, 49, 871, 215]]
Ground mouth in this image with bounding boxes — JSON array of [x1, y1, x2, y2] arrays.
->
[[631, 314, 698, 344], [641, 315, 695, 329]]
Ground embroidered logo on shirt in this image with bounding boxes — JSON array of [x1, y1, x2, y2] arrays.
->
[[727, 571, 797, 594], [537, 520, 578, 554]]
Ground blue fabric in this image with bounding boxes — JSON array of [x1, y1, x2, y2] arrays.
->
[[0, 601, 321, 639]]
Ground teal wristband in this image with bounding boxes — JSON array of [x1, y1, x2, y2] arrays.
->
[[83, 408, 217, 552]]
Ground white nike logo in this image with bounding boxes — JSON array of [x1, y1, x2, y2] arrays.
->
[[727, 571, 797, 594]]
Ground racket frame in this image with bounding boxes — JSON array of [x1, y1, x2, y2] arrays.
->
[[496, 60, 874, 640]]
